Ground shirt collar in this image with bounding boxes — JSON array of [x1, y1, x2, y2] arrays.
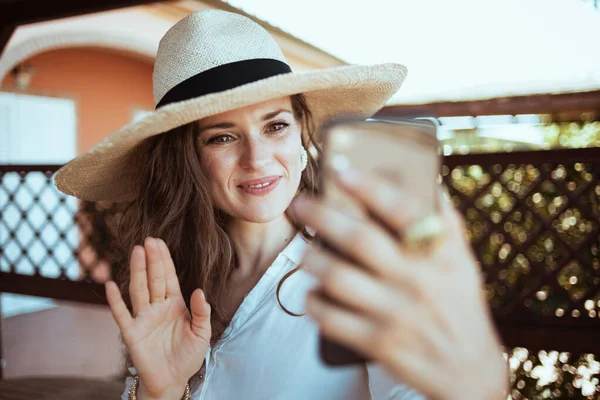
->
[[280, 232, 310, 266]]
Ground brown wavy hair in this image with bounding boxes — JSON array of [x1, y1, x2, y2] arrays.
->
[[116, 94, 320, 346]]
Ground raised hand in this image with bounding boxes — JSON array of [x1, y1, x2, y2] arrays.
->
[[105, 237, 211, 400], [290, 169, 508, 400]]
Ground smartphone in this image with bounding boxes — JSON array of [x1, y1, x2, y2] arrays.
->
[[316, 116, 440, 366]]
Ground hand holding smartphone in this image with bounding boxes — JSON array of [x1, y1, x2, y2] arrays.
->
[[317, 117, 440, 366]]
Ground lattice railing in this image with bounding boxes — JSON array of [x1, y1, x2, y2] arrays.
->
[[0, 165, 124, 303], [441, 148, 600, 399], [3, 151, 598, 316], [444, 149, 600, 319]]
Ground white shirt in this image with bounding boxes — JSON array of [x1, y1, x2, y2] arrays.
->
[[123, 233, 424, 399]]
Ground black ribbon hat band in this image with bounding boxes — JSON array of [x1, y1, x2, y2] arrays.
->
[[155, 58, 292, 109]]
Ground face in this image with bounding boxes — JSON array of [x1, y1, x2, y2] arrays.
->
[[196, 97, 304, 223]]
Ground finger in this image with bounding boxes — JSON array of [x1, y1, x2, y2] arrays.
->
[[145, 237, 166, 303], [106, 280, 134, 332], [291, 195, 406, 282], [336, 169, 462, 262], [303, 247, 415, 319], [304, 249, 454, 359], [401, 189, 470, 265], [157, 239, 182, 298], [306, 290, 377, 357], [335, 167, 425, 233], [439, 188, 467, 239], [129, 245, 150, 315], [337, 169, 463, 262], [190, 289, 211, 342]]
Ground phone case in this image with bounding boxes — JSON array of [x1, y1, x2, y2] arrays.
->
[[316, 117, 440, 366]]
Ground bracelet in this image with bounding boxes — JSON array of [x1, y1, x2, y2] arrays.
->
[[128, 375, 191, 400]]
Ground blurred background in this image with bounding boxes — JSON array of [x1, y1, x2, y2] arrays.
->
[[0, 0, 599, 398]]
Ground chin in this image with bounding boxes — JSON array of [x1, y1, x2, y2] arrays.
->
[[232, 197, 292, 223], [242, 213, 282, 223], [243, 204, 288, 223]]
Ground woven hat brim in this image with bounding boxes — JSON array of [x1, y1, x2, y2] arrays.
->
[[55, 63, 407, 201]]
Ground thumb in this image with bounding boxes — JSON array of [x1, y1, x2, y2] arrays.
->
[[190, 288, 212, 340]]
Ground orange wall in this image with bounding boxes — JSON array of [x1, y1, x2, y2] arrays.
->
[[1, 47, 154, 153]]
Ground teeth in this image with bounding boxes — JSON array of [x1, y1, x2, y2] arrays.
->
[[246, 181, 272, 188]]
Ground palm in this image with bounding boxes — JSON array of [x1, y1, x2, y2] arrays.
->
[[106, 237, 211, 398]]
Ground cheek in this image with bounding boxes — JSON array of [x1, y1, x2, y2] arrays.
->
[[200, 151, 236, 191], [280, 147, 299, 171], [278, 134, 303, 173]]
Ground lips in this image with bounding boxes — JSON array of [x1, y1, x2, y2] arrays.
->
[[237, 175, 281, 196]]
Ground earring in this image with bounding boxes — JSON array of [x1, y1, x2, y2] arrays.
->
[[300, 147, 308, 171]]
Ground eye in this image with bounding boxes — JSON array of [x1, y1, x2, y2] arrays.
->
[[266, 121, 289, 133], [207, 134, 234, 144]]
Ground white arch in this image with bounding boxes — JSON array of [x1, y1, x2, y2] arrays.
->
[[0, 8, 171, 83], [0, 32, 158, 83]]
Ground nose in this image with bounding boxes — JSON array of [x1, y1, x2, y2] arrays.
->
[[240, 135, 273, 170]]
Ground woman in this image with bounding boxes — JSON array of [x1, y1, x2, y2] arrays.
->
[[55, 9, 506, 400]]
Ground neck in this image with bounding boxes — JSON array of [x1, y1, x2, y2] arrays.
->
[[227, 213, 297, 277]]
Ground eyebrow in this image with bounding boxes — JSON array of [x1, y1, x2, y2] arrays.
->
[[198, 122, 236, 134], [261, 109, 292, 121], [198, 109, 293, 134]]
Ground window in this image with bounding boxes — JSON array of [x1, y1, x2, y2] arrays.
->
[[0, 92, 76, 164]]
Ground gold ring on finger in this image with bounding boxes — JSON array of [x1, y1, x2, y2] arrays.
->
[[402, 214, 445, 255]]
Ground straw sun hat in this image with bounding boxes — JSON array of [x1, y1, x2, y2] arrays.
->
[[55, 9, 407, 202]]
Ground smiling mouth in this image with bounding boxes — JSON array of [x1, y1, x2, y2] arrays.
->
[[241, 181, 274, 189], [237, 176, 281, 196]]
